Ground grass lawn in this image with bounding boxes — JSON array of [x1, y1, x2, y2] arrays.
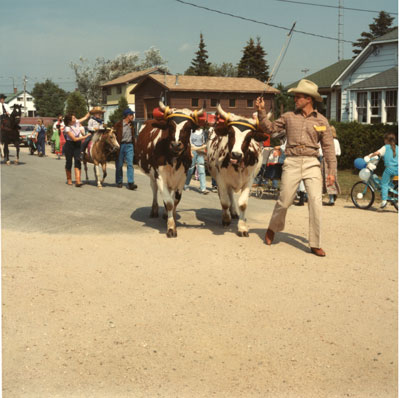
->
[[337, 169, 359, 198]]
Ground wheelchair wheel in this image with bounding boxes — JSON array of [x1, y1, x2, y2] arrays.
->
[[351, 181, 375, 209]]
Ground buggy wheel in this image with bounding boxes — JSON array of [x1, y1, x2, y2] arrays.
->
[[351, 181, 375, 209]]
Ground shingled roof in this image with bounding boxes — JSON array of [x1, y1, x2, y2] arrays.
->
[[285, 59, 353, 90], [372, 27, 398, 42], [348, 67, 398, 90], [101, 67, 167, 87], [132, 75, 280, 94]]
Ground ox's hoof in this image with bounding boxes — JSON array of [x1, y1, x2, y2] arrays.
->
[[97, 185, 103, 189], [162, 213, 168, 220], [231, 213, 239, 219], [237, 231, 249, 237], [6, 161, 10, 165], [14, 160, 19, 165], [222, 219, 231, 227], [149, 211, 159, 218], [166, 229, 177, 238]]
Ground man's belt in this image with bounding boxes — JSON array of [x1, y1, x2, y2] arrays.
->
[[121, 141, 132, 144]]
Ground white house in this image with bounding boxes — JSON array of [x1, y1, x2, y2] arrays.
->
[[5, 90, 36, 117], [331, 28, 398, 124]]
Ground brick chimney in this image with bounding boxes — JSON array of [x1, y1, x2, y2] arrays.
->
[[14, 87, 17, 94]]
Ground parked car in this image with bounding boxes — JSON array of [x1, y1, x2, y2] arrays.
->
[[19, 124, 36, 147]]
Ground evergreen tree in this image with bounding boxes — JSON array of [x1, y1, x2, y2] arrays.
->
[[65, 91, 87, 119], [352, 11, 395, 56], [274, 83, 294, 118], [108, 96, 129, 126], [237, 37, 269, 82], [31, 79, 67, 116], [184, 33, 211, 76]]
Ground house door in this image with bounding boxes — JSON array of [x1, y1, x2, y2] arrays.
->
[[144, 98, 161, 120]]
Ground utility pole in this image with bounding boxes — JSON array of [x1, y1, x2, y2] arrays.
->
[[23, 75, 27, 117], [338, 0, 344, 61], [9, 77, 15, 92]]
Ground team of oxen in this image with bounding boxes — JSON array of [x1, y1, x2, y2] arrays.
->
[[136, 101, 271, 238], [2, 101, 271, 238]]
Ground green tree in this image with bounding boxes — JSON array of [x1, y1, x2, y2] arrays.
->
[[274, 83, 294, 117], [108, 96, 129, 126], [31, 79, 67, 116], [71, 49, 168, 107], [210, 62, 238, 77], [65, 91, 87, 119], [185, 33, 211, 76], [237, 37, 269, 82], [352, 11, 395, 56]]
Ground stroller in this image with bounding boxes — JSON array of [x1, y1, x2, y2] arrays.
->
[[253, 147, 282, 199], [27, 135, 37, 155]]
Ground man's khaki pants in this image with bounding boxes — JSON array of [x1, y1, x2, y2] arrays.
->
[[268, 156, 322, 248]]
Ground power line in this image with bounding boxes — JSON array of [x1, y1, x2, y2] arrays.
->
[[274, 0, 398, 15], [175, 0, 354, 43]]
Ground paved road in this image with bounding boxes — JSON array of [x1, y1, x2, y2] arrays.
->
[[1, 146, 276, 236]]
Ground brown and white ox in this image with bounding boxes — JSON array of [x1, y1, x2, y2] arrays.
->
[[207, 104, 271, 237], [136, 102, 205, 238], [83, 128, 120, 188]]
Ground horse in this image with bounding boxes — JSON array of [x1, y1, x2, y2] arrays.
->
[[82, 127, 120, 188], [1, 104, 22, 165]]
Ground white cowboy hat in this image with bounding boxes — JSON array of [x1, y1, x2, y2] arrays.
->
[[288, 79, 323, 102]]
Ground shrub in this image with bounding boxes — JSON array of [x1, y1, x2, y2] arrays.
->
[[331, 121, 398, 173]]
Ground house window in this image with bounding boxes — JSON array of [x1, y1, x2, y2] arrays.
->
[[370, 91, 381, 124], [386, 90, 397, 123], [229, 99, 236, 108], [106, 87, 111, 95], [210, 98, 218, 107], [356, 92, 367, 123], [247, 99, 253, 108], [117, 86, 122, 94], [17, 97, 23, 101], [192, 98, 199, 107]]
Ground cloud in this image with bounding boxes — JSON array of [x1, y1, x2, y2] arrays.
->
[[178, 43, 191, 52]]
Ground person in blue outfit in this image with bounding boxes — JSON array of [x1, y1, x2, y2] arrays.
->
[[34, 118, 47, 157], [114, 108, 137, 190], [368, 132, 398, 210], [184, 127, 209, 194]]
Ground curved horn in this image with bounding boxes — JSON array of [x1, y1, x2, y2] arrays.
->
[[194, 107, 205, 118], [216, 103, 230, 121], [159, 100, 172, 115]]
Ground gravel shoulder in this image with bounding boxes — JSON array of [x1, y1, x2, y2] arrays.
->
[[1, 148, 398, 398]]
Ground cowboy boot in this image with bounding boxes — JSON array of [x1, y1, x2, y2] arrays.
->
[[74, 168, 82, 187], [66, 169, 72, 185]]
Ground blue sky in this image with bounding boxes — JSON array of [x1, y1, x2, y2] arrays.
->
[[0, 0, 397, 93]]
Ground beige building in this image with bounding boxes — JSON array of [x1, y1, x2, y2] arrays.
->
[[101, 67, 168, 122]]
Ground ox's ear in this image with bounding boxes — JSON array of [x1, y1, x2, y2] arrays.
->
[[213, 124, 229, 137], [151, 120, 169, 130], [251, 130, 269, 143]]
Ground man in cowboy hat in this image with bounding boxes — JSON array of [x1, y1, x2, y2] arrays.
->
[[0, 93, 11, 118], [255, 79, 336, 257]]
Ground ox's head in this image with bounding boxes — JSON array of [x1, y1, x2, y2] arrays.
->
[[100, 127, 120, 155], [214, 104, 270, 166], [153, 101, 206, 156]]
